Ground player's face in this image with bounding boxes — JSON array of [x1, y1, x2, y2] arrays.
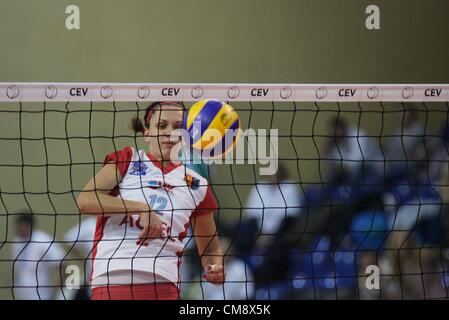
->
[[16, 222, 31, 239], [145, 105, 184, 161]]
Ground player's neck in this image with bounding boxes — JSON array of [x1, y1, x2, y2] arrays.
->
[[147, 151, 180, 172], [149, 152, 168, 164]]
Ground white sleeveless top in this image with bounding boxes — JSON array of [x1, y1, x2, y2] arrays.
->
[[90, 146, 217, 287]]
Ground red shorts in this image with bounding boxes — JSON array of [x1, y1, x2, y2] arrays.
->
[[91, 283, 180, 300]]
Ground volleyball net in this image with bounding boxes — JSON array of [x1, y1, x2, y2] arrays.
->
[[0, 83, 448, 300]]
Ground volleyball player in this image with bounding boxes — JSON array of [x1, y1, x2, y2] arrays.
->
[[76, 101, 226, 300]]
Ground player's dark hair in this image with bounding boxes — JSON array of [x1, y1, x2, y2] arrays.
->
[[402, 103, 419, 122], [130, 101, 185, 134], [276, 162, 288, 181], [15, 213, 34, 226], [328, 115, 348, 131]]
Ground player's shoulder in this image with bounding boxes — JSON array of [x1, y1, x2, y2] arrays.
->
[[104, 146, 135, 163], [183, 166, 209, 185], [110, 145, 134, 154]]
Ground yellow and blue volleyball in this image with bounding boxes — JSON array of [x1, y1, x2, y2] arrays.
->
[[183, 99, 241, 158]]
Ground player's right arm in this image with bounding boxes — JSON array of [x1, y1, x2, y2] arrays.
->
[[76, 163, 163, 244], [76, 163, 146, 215]]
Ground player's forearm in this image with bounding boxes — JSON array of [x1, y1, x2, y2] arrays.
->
[[76, 191, 148, 215], [200, 237, 224, 268]]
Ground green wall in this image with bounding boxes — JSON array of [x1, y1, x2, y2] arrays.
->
[[1, 0, 449, 83]]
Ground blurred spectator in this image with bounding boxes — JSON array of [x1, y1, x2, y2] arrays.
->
[[417, 119, 449, 185], [177, 152, 213, 298], [11, 213, 66, 300], [57, 217, 96, 300], [178, 227, 202, 298], [385, 106, 425, 165], [244, 163, 303, 250], [384, 105, 447, 185], [434, 152, 449, 298], [381, 182, 446, 299], [442, 121, 449, 148], [235, 163, 305, 288], [324, 116, 384, 185], [349, 210, 389, 300], [440, 153, 449, 208]]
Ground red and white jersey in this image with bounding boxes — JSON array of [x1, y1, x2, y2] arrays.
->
[[90, 146, 217, 286]]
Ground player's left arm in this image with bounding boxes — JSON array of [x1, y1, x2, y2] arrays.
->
[[191, 213, 226, 286]]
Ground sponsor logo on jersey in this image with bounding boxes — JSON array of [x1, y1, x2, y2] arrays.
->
[[129, 161, 148, 176], [147, 180, 174, 192], [184, 174, 200, 190], [148, 180, 159, 188]]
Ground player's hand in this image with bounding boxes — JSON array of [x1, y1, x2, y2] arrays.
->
[[203, 264, 226, 286], [138, 211, 163, 246]]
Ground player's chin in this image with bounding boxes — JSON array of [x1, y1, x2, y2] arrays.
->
[[160, 147, 170, 157], [161, 142, 178, 151], [160, 142, 177, 157]]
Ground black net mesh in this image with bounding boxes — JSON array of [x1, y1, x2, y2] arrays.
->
[[0, 99, 448, 300]]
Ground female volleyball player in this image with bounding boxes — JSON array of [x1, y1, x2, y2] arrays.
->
[[76, 101, 226, 300]]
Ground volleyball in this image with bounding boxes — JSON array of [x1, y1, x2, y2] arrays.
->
[[183, 99, 241, 158]]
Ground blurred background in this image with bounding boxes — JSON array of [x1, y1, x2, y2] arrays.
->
[[1, 0, 449, 300]]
